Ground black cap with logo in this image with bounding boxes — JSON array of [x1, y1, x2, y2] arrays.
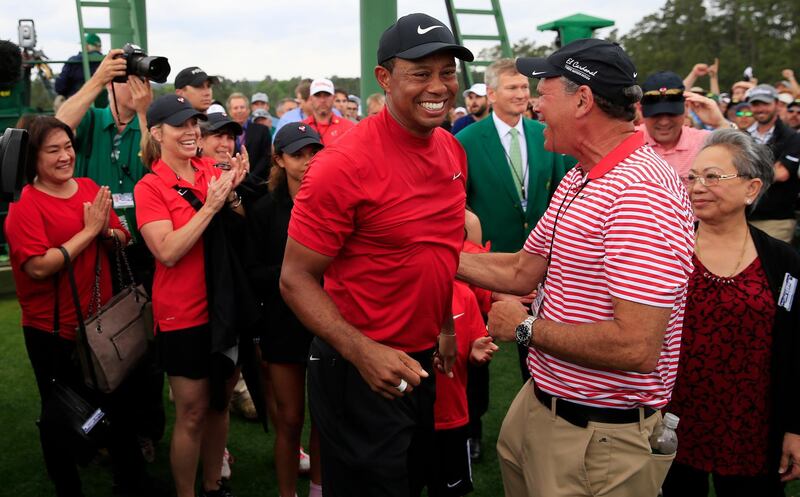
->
[[146, 94, 208, 129], [273, 122, 323, 155], [377, 13, 473, 64], [640, 71, 686, 117], [516, 38, 638, 106], [174, 66, 220, 89], [202, 112, 243, 136]]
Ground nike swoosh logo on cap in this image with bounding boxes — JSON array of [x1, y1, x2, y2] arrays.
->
[[531, 71, 547, 76], [418, 25, 444, 35], [447, 480, 462, 488]]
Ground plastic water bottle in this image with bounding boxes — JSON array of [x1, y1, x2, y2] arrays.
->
[[649, 413, 679, 455]]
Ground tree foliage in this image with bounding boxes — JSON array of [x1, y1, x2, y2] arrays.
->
[[621, 0, 800, 91]]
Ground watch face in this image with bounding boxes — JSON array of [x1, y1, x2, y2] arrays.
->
[[515, 323, 530, 346]]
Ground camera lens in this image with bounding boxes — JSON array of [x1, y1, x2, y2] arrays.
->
[[135, 55, 170, 83]]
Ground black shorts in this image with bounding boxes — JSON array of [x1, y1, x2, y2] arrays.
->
[[156, 324, 211, 379], [308, 337, 437, 497], [427, 425, 474, 497], [259, 325, 314, 364]]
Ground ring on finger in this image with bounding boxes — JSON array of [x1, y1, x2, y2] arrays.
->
[[395, 379, 408, 393]]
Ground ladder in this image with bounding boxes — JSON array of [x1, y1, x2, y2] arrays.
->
[[74, 0, 144, 81], [444, 0, 513, 88]]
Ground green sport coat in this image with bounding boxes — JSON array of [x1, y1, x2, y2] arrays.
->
[[456, 115, 576, 253]]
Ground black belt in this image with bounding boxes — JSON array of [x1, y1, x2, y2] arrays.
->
[[534, 385, 656, 428]]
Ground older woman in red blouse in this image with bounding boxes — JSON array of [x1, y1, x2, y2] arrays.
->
[[663, 129, 800, 496], [5, 116, 133, 496]]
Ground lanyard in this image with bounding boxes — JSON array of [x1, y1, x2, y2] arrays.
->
[[545, 175, 590, 267]]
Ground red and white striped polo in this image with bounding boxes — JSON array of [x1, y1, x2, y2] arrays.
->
[[523, 131, 694, 409]]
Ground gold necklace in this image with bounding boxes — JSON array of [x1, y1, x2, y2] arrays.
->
[[695, 226, 750, 281]]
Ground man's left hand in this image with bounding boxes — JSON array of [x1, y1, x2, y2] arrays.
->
[[780, 432, 800, 481], [433, 333, 457, 377], [684, 91, 728, 129], [487, 300, 529, 342]]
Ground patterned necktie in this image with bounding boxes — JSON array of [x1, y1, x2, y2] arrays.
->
[[509, 128, 523, 193]]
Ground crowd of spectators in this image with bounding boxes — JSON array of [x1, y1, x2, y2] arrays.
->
[[6, 13, 800, 497]]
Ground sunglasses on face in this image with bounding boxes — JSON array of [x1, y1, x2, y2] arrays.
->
[[641, 88, 685, 106], [736, 110, 753, 117]]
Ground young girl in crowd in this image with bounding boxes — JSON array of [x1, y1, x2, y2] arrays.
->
[[248, 122, 323, 497]]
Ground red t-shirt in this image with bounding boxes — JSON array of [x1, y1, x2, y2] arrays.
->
[[289, 107, 467, 352], [5, 178, 128, 340], [134, 156, 221, 332], [434, 280, 488, 430], [303, 114, 355, 146]]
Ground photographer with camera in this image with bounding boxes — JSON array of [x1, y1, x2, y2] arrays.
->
[[55, 47, 167, 462]]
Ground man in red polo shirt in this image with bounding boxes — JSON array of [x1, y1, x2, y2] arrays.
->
[[302, 78, 355, 146], [280, 12, 473, 497], [458, 39, 695, 497]]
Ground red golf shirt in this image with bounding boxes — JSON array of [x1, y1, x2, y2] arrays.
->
[[134, 156, 221, 332], [434, 280, 488, 430], [6, 178, 128, 339], [289, 107, 467, 352], [303, 113, 356, 146]]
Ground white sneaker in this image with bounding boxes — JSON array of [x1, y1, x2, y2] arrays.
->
[[298, 447, 310, 474], [221, 447, 233, 480]]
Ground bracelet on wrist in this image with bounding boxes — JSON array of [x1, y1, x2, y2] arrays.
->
[[227, 191, 241, 207]]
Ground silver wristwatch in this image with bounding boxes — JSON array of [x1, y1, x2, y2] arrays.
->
[[515, 315, 537, 347]]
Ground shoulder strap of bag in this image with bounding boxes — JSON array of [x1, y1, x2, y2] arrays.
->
[[112, 233, 139, 290], [58, 245, 100, 389], [49, 272, 62, 382], [53, 273, 60, 337], [174, 185, 203, 212]]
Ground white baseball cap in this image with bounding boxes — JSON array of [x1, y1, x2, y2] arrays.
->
[[310, 78, 335, 96], [463, 83, 487, 98]]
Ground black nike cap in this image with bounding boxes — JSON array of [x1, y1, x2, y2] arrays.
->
[[377, 13, 474, 64], [516, 38, 639, 106]]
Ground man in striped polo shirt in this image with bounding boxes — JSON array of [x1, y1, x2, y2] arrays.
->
[[458, 39, 694, 497]]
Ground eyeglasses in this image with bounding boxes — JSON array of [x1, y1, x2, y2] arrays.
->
[[736, 110, 753, 117], [681, 173, 751, 186], [641, 87, 685, 106]]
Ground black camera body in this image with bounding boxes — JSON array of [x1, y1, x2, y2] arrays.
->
[[112, 43, 170, 84]]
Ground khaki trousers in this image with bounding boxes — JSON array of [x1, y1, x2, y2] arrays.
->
[[497, 380, 674, 497], [749, 219, 796, 244]]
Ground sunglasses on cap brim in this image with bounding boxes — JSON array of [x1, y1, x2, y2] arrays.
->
[[736, 110, 753, 117], [641, 88, 685, 105]]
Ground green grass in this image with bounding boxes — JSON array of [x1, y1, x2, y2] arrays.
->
[[1, 294, 798, 496]]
